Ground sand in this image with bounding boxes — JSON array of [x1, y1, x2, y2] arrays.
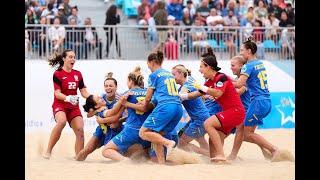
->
[[26, 129, 295, 180]]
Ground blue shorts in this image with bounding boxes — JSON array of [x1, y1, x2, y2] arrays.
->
[[205, 100, 222, 116], [148, 133, 179, 158], [112, 126, 150, 154], [245, 99, 271, 127], [142, 103, 183, 134], [104, 125, 123, 145], [93, 124, 123, 147], [184, 116, 209, 138]]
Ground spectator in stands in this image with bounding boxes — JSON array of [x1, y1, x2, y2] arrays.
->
[[223, 9, 239, 26], [254, 0, 268, 21], [25, 8, 39, 24], [222, 0, 239, 19], [206, 8, 224, 31], [264, 12, 280, 42], [153, 0, 168, 49], [182, 8, 194, 27], [285, 3, 294, 25], [238, 0, 248, 21], [138, 0, 152, 26], [66, 18, 85, 59], [48, 17, 66, 52], [252, 19, 265, 59], [29, 0, 43, 19], [253, 0, 268, 6], [41, 3, 57, 24], [195, 0, 211, 25], [240, 8, 254, 27], [223, 10, 238, 59], [104, 4, 121, 58], [214, 1, 223, 16], [279, 10, 294, 27], [190, 18, 207, 56], [68, 6, 82, 25], [38, 16, 49, 57], [83, 17, 103, 59], [167, 0, 183, 24], [267, 0, 283, 20], [57, 5, 69, 25], [183, 0, 196, 20], [280, 25, 294, 59], [61, 0, 72, 16]]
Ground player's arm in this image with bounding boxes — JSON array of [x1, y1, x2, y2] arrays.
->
[[96, 106, 125, 124], [79, 88, 90, 99], [124, 99, 155, 112], [144, 88, 154, 110], [54, 89, 69, 101], [233, 75, 248, 88], [236, 86, 247, 95]]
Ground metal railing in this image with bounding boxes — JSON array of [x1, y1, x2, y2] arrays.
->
[[25, 24, 295, 60]]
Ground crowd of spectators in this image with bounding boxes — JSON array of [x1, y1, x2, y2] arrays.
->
[[25, 0, 102, 59]]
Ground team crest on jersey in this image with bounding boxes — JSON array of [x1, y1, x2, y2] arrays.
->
[[74, 75, 79, 81], [216, 81, 223, 87]]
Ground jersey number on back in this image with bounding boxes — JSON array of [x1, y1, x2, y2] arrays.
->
[[136, 97, 146, 115], [164, 78, 178, 96], [257, 70, 268, 89], [68, 82, 76, 89]]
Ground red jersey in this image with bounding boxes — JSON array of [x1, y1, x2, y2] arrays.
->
[[52, 69, 86, 109], [204, 72, 244, 111]]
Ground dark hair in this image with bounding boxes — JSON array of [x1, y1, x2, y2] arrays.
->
[[147, 50, 164, 65], [106, 4, 117, 17], [48, 49, 73, 70], [242, 36, 257, 54], [128, 66, 144, 88], [83, 95, 97, 113], [201, 47, 221, 71], [104, 72, 118, 86]]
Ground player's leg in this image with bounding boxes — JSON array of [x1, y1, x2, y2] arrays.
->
[[203, 115, 226, 161], [75, 136, 100, 161], [243, 125, 279, 159], [70, 116, 85, 155], [102, 140, 128, 161], [179, 134, 210, 157], [195, 136, 209, 150], [228, 123, 245, 160], [44, 111, 67, 159]]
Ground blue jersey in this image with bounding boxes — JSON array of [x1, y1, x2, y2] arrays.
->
[[101, 93, 117, 109], [125, 87, 152, 129], [179, 78, 210, 122], [240, 88, 250, 111], [240, 60, 270, 100], [148, 68, 181, 105]]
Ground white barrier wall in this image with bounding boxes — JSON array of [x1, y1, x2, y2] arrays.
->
[[25, 60, 295, 133]]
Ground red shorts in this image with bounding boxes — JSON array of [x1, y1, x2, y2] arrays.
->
[[52, 102, 82, 124], [215, 106, 245, 135]]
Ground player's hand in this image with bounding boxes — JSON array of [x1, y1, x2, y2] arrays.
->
[[179, 92, 189, 101], [65, 95, 79, 105], [192, 81, 209, 93]]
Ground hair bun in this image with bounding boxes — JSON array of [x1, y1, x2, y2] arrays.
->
[[105, 72, 113, 79]]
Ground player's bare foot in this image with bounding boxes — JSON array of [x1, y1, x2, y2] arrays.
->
[[271, 149, 295, 162], [210, 156, 230, 165], [227, 155, 243, 161], [42, 152, 51, 159], [261, 147, 272, 160], [165, 140, 176, 157], [75, 151, 87, 161]]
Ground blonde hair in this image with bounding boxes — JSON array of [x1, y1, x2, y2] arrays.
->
[[231, 55, 246, 65], [128, 66, 144, 88], [172, 64, 191, 78]]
